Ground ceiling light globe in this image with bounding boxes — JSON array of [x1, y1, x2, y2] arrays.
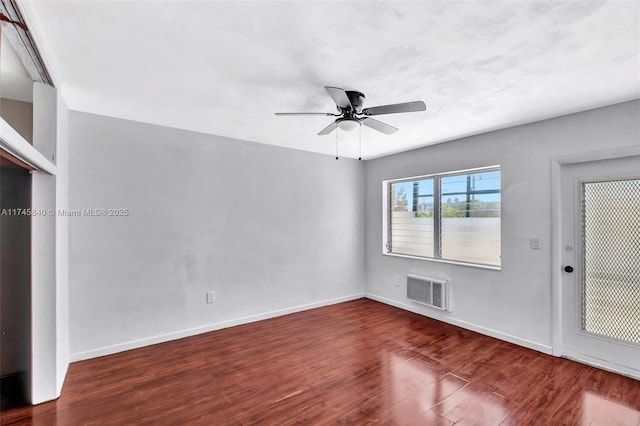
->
[[337, 119, 361, 132]]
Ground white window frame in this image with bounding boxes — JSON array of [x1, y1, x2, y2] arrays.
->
[[382, 165, 501, 270]]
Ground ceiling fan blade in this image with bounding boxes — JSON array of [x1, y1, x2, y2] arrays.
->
[[362, 101, 426, 116], [362, 117, 398, 135], [318, 121, 338, 135], [324, 86, 354, 110], [275, 112, 334, 116]]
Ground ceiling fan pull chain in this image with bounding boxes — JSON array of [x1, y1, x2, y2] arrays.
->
[[358, 124, 362, 161], [335, 129, 339, 160]]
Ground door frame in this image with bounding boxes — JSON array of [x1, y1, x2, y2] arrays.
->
[[551, 145, 640, 377]]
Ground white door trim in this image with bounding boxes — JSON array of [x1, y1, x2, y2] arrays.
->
[[0, 118, 56, 174], [551, 145, 640, 375]]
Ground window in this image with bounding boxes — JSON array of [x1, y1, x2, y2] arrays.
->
[[385, 166, 501, 268]]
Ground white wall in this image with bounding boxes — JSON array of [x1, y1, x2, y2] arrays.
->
[[55, 93, 69, 394], [68, 112, 365, 359], [30, 169, 56, 403], [30, 83, 58, 404], [364, 100, 640, 352], [30, 83, 69, 404], [32, 86, 56, 164]]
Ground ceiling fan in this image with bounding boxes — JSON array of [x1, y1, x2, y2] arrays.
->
[[275, 86, 426, 135]]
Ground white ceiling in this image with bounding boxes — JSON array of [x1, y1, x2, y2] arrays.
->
[[20, 1, 640, 159]]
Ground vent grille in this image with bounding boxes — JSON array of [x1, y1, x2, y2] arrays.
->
[[407, 275, 449, 311]]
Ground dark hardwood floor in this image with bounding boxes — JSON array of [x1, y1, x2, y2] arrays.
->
[[1, 298, 638, 425]]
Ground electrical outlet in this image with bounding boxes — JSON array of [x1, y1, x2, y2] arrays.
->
[[530, 237, 541, 250], [206, 291, 215, 304]]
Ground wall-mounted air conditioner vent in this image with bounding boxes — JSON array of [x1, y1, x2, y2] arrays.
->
[[407, 275, 449, 311]]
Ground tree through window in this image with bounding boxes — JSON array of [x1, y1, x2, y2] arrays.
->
[[386, 167, 501, 267]]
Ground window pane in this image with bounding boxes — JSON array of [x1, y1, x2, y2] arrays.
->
[[440, 171, 501, 265], [390, 179, 434, 257]]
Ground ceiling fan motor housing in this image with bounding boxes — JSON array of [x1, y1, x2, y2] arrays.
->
[[345, 90, 365, 113]]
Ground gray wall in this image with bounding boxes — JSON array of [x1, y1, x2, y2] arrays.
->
[[0, 98, 33, 144], [68, 100, 638, 361], [68, 111, 364, 358], [364, 100, 640, 351]]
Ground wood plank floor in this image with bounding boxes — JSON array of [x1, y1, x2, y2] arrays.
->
[[1, 298, 638, 425]]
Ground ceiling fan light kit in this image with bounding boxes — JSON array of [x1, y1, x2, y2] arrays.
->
[[276, 86, 426, 160], [336, 118, 361, 131]]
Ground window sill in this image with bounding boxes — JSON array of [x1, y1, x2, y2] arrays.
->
[[382, 252, 501, 271]]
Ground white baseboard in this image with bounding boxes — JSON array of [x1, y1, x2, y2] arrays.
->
[[70, 293, 365, 362], [365, 293, 553, 355]]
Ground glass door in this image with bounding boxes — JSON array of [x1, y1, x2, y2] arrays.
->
[[560, 156, 640, 378]]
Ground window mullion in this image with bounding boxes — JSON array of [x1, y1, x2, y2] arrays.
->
[[387, 183, 393, 253], [434, 176, 442, 259]]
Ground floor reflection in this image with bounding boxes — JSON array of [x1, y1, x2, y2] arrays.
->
[[386, 353, 510, 425], [582, 390, 640, 425]]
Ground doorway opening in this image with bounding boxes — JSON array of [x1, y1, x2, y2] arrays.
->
[[0, 154, 32, 408]]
